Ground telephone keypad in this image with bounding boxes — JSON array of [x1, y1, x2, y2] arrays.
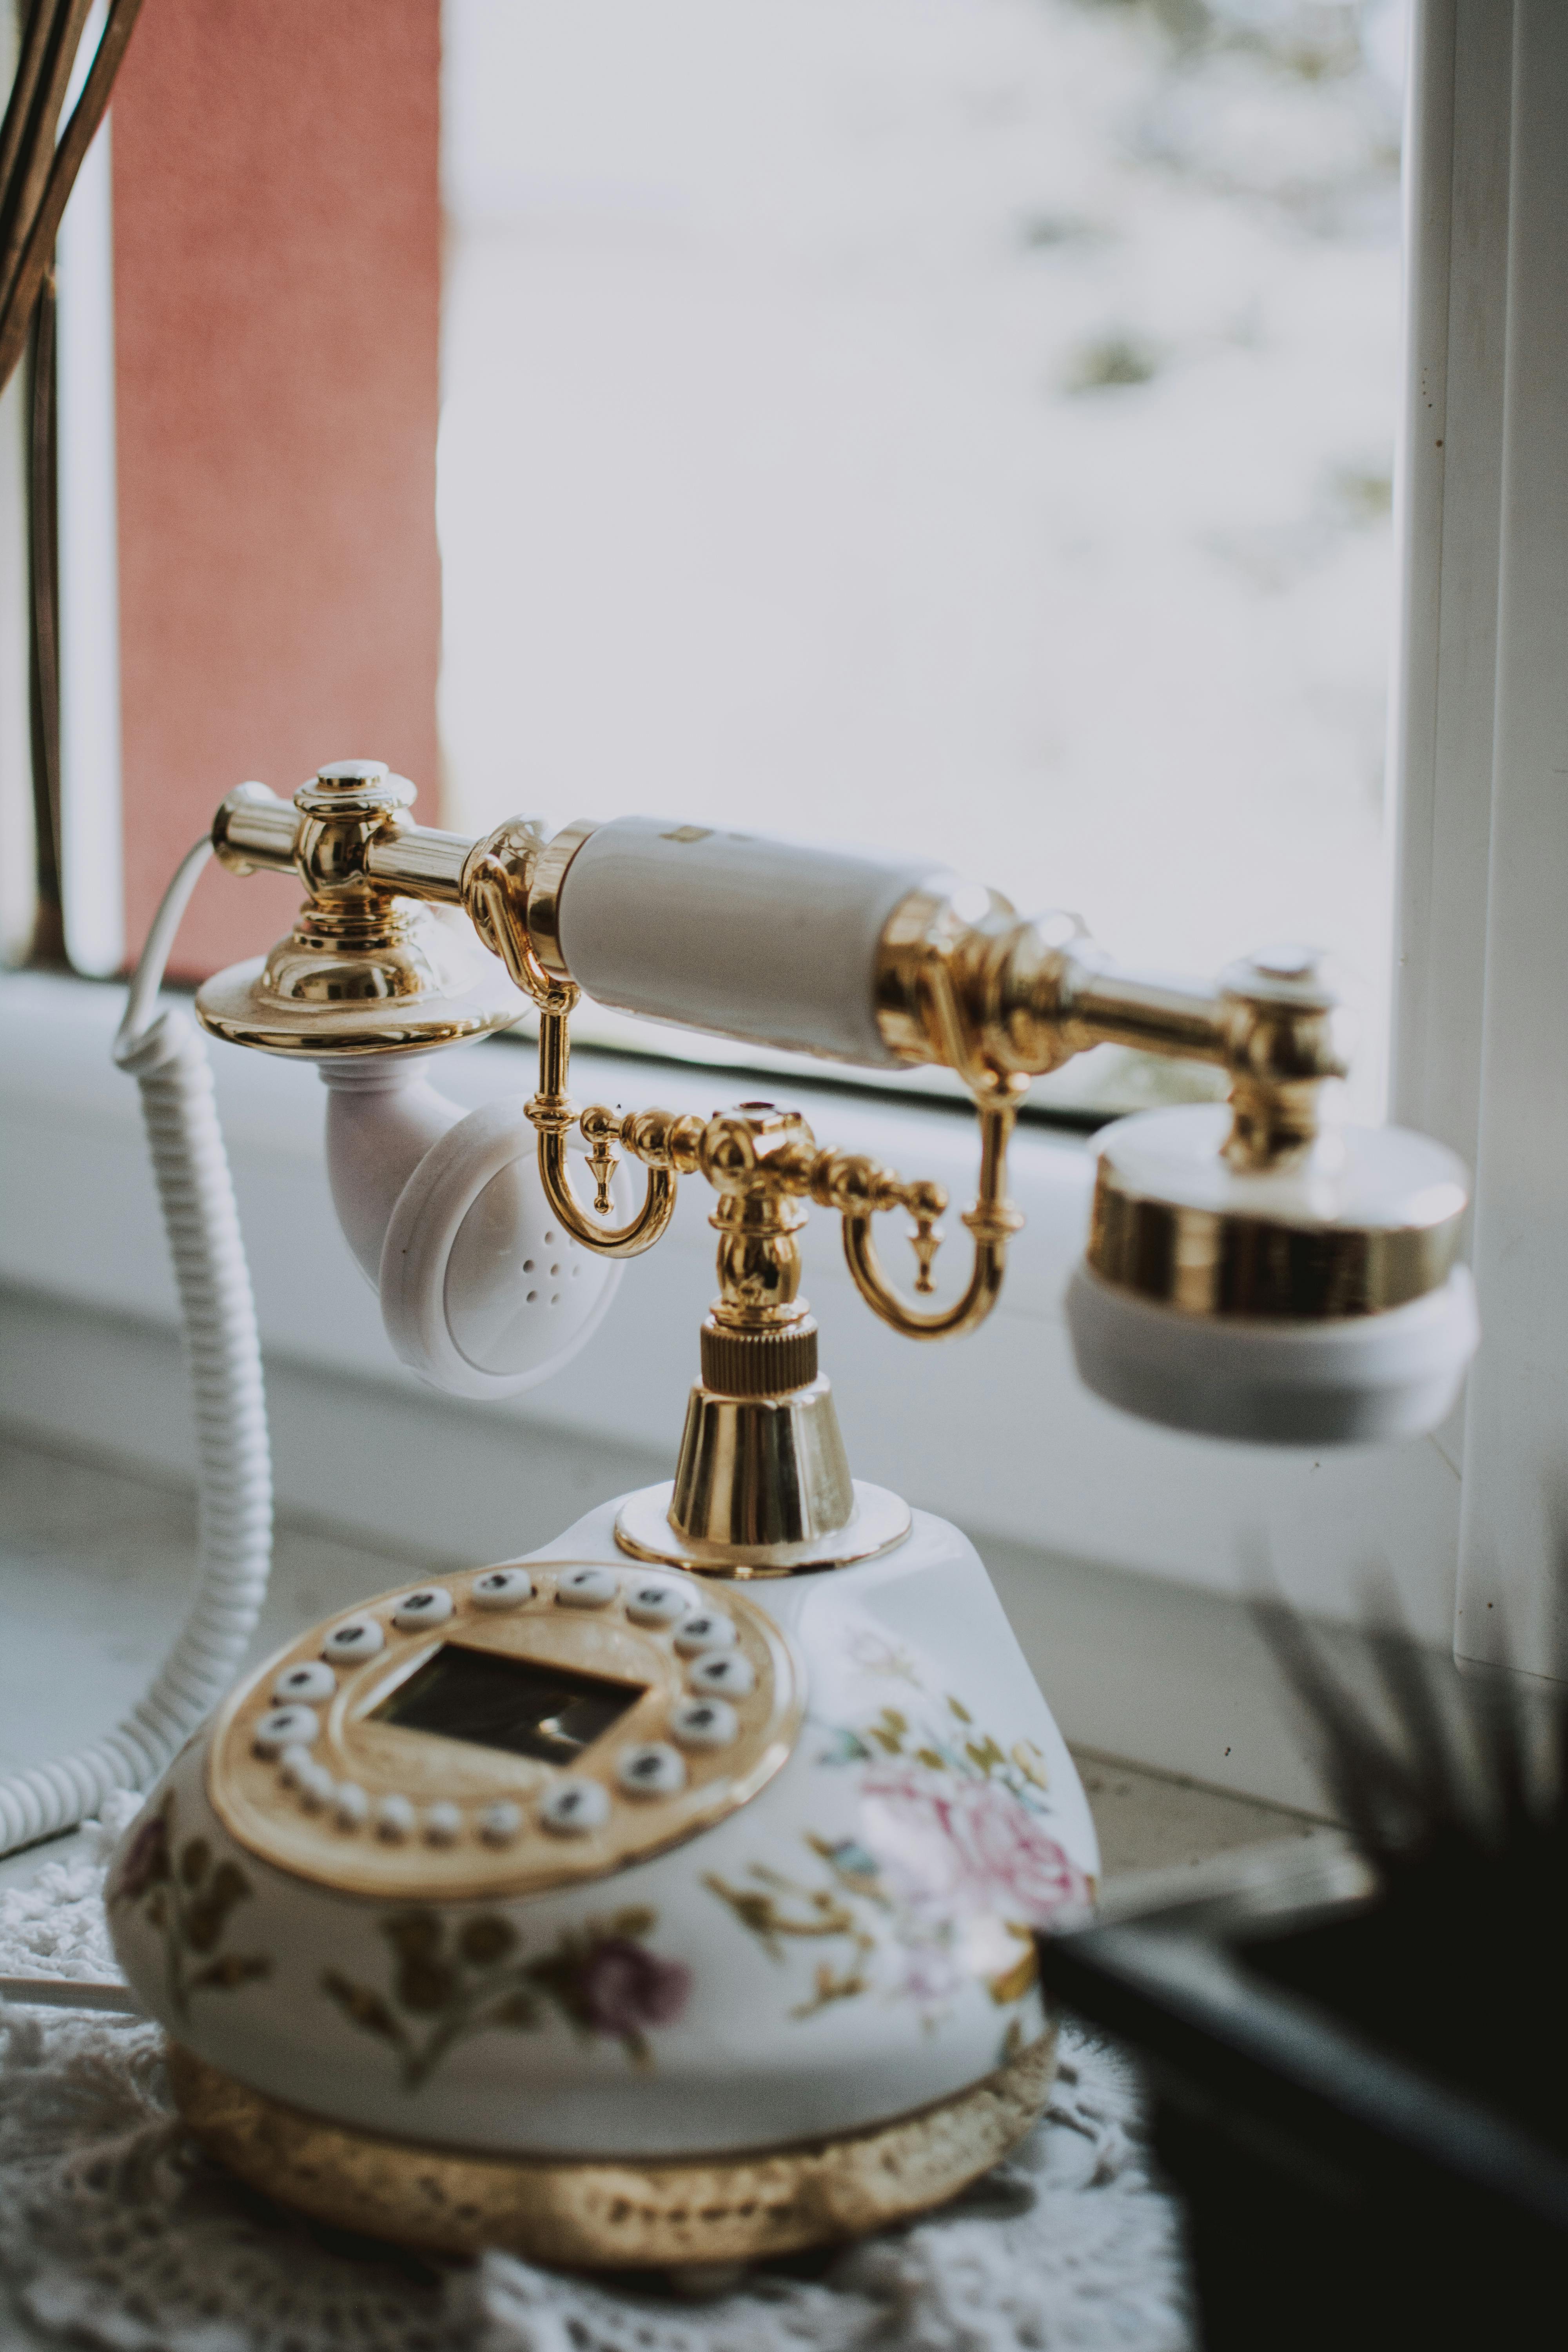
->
[[211, 1559, 802, 1898]]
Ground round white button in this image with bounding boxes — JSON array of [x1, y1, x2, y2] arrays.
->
[[688, 1651, 755, 1698], [471, 1567, 534, 1611], [624, 1579, 694, 1628], [272, 1660, 336, 1705], [538, 1779, 611, 1835], [424, 1802, 462, 1846], [670, 1696, 739, 1751], [391, 1587, 454, 1631], [674, 1611, 739, 1657], [277, 1742, 315, 1788], [478, 1799, 523, 1846], [253, 1704, 319, 1757], [296, 1759, 334, 1809], [554, 1566, 619, 1610], [333, 1782, 369, 1830], [375, 1793, 415, 1842], [617, 1742, 687, 1798], [323, 1616, 385, 1664]]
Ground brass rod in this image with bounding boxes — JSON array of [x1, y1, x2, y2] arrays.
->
[[363, 827, 470, 903], [537, 1004, 569, 1099], [211, 788, 298, 875], [1054, 967, 1227, 1065]]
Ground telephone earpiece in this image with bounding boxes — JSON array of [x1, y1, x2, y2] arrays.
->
[[381, 1097, 623, 1399], [321, 1061, 623, 1401]]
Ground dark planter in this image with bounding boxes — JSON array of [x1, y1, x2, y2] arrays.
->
[[1037, 1838, 1568, 2351]]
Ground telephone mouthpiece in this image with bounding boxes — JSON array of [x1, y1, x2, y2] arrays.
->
[[1065, 1103, 1478, 1446]]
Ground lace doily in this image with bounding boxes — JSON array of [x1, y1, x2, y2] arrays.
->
[[0, 1799, 1191, 2351]]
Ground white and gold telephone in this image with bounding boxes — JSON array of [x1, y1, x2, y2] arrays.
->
[[24, 760, 1479, 2264]]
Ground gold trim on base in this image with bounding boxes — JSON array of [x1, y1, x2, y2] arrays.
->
[[169, 2029, 1056, 2268]]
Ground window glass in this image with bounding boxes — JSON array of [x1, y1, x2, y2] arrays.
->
[[440, 0, 1405, 1117]]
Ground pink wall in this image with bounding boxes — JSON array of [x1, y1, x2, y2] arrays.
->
[[112, 0, 442, 975]]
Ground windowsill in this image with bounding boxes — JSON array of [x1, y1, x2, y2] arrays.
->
[[0, 967, 1463, 1808]]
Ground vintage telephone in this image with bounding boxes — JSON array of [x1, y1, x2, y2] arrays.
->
[[15, 761, 1478, 2268]]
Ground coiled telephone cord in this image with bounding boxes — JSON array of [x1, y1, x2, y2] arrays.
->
[[0, 841, 273, 1855]]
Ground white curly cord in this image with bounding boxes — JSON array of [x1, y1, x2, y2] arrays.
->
[[0, 840, 273, 1855]]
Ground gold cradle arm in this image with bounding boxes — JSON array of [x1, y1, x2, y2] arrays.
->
[[819, 1091, 1025, 1341], [813, 950, 1030, 1340], [466, 844, 682, 1260], [522, 1005, 682, 1259]]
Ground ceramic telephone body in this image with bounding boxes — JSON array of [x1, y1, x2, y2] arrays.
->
[[106, 1501, 1097, 2235]]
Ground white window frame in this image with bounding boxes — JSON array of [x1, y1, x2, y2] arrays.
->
[[54, 33, 124, 983], [1392, 1, 1568, 1682]]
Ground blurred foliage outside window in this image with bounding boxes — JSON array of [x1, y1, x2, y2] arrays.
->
[[439, 0, 1405, 1118]]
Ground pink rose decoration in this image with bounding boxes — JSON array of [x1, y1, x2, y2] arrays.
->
[[860, 1767, 1090, 1929]]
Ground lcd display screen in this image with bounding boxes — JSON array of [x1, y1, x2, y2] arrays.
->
[[370, 1644, 645, 1764]]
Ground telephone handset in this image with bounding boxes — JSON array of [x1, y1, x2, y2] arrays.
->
[[25, 759, 1476, 2265]]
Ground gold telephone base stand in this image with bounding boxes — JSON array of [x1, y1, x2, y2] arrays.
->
[[171, 2032, 1056, 2269]]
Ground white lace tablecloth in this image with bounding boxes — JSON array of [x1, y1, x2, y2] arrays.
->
[[0, 1799, 1191, 2352]]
